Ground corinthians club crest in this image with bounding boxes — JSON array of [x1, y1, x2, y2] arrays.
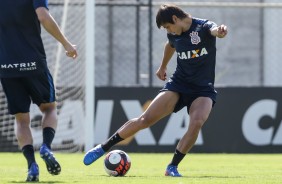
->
[[190, 31, 201, 45]]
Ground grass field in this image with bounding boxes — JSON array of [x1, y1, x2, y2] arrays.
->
[[0, 152, 281, 184]]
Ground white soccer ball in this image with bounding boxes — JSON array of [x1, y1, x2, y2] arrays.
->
[[104, 150, 131, 176]]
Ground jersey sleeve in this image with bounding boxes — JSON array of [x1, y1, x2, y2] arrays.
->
[[33, 0, 49, 10], [203, 20, 217, 31]]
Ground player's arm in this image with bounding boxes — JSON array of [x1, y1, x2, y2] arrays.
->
[[35, 7, 77, 58], [210, 24, 228, 38], [156, 41, 175, 81]]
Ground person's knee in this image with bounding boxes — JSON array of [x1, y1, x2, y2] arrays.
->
[[39, 102, 56, 113], [15, 113, 30, 126], [189, 117, 205, 131]]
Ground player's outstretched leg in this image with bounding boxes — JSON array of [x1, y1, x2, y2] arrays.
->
[[83, 144, 105, 165], [26, 162, 39, 182], [40, 144, 61, 175], [165, 164, 182, 177]]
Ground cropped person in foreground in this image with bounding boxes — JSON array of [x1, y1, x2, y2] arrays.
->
[[83, 4, 227, 177], [0, 0, 77, 182]]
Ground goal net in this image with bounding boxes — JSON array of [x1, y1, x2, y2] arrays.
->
[[0, 0, 94, 152]]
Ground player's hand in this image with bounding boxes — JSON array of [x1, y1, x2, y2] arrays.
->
[[217, 24, 228, 38], [156, 67, 167, 81], [64, 44, 78, 59]]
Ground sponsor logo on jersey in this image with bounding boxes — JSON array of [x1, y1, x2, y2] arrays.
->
[[190, 31, 201, 45], [1, 62, 37, 71], [177, 47, 208, 60]]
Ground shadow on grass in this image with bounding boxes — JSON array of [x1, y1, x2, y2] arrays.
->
[[10, 181, 65, 183], [96, 175, 245, 179], [186, 175, 245, 179]]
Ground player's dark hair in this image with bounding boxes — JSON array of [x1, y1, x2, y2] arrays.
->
[[156, 4, 187, 29]]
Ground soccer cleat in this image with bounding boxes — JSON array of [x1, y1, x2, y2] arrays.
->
[[26, 162, 39, 182], [40, 144, 61, 175], [165, 165, 182, 177], [83, 144, 105, 165]]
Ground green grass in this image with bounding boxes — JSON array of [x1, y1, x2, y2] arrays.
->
[[0, 153, 281, 183]]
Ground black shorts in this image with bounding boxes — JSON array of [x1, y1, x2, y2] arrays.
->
[[160, 81, 217, 113], [0, 71, 56, 115]]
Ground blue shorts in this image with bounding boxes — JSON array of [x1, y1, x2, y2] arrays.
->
[[1, 71, 56, 115], [160, 81, 217, 113]]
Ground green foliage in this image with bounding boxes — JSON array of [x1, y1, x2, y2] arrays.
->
[[0, 153, 281, 183]]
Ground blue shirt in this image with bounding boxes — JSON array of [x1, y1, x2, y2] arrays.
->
[[168, 17, 217, 88], [0, 0, 49, 78]]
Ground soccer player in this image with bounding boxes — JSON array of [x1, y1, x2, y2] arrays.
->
[[83, 4, 227, 177], [0, 0, 77, 182]]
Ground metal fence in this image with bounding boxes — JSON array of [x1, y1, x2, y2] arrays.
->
[[94, 0, 282, 87]]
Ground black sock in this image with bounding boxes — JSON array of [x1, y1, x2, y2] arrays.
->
[[169, 149, 186, 166], [43, 127, 55, 149], [22, 145, 36, 169], [101, 133, 124, 152]]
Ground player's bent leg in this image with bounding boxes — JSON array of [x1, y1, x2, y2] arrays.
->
[[26, 162, 39, 182], [83, 91, 178, 166], [165, 165, 182, 177], [83, 144, 105, 165], [39, 103, 61, 175], [40, 144, 61, 175]]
